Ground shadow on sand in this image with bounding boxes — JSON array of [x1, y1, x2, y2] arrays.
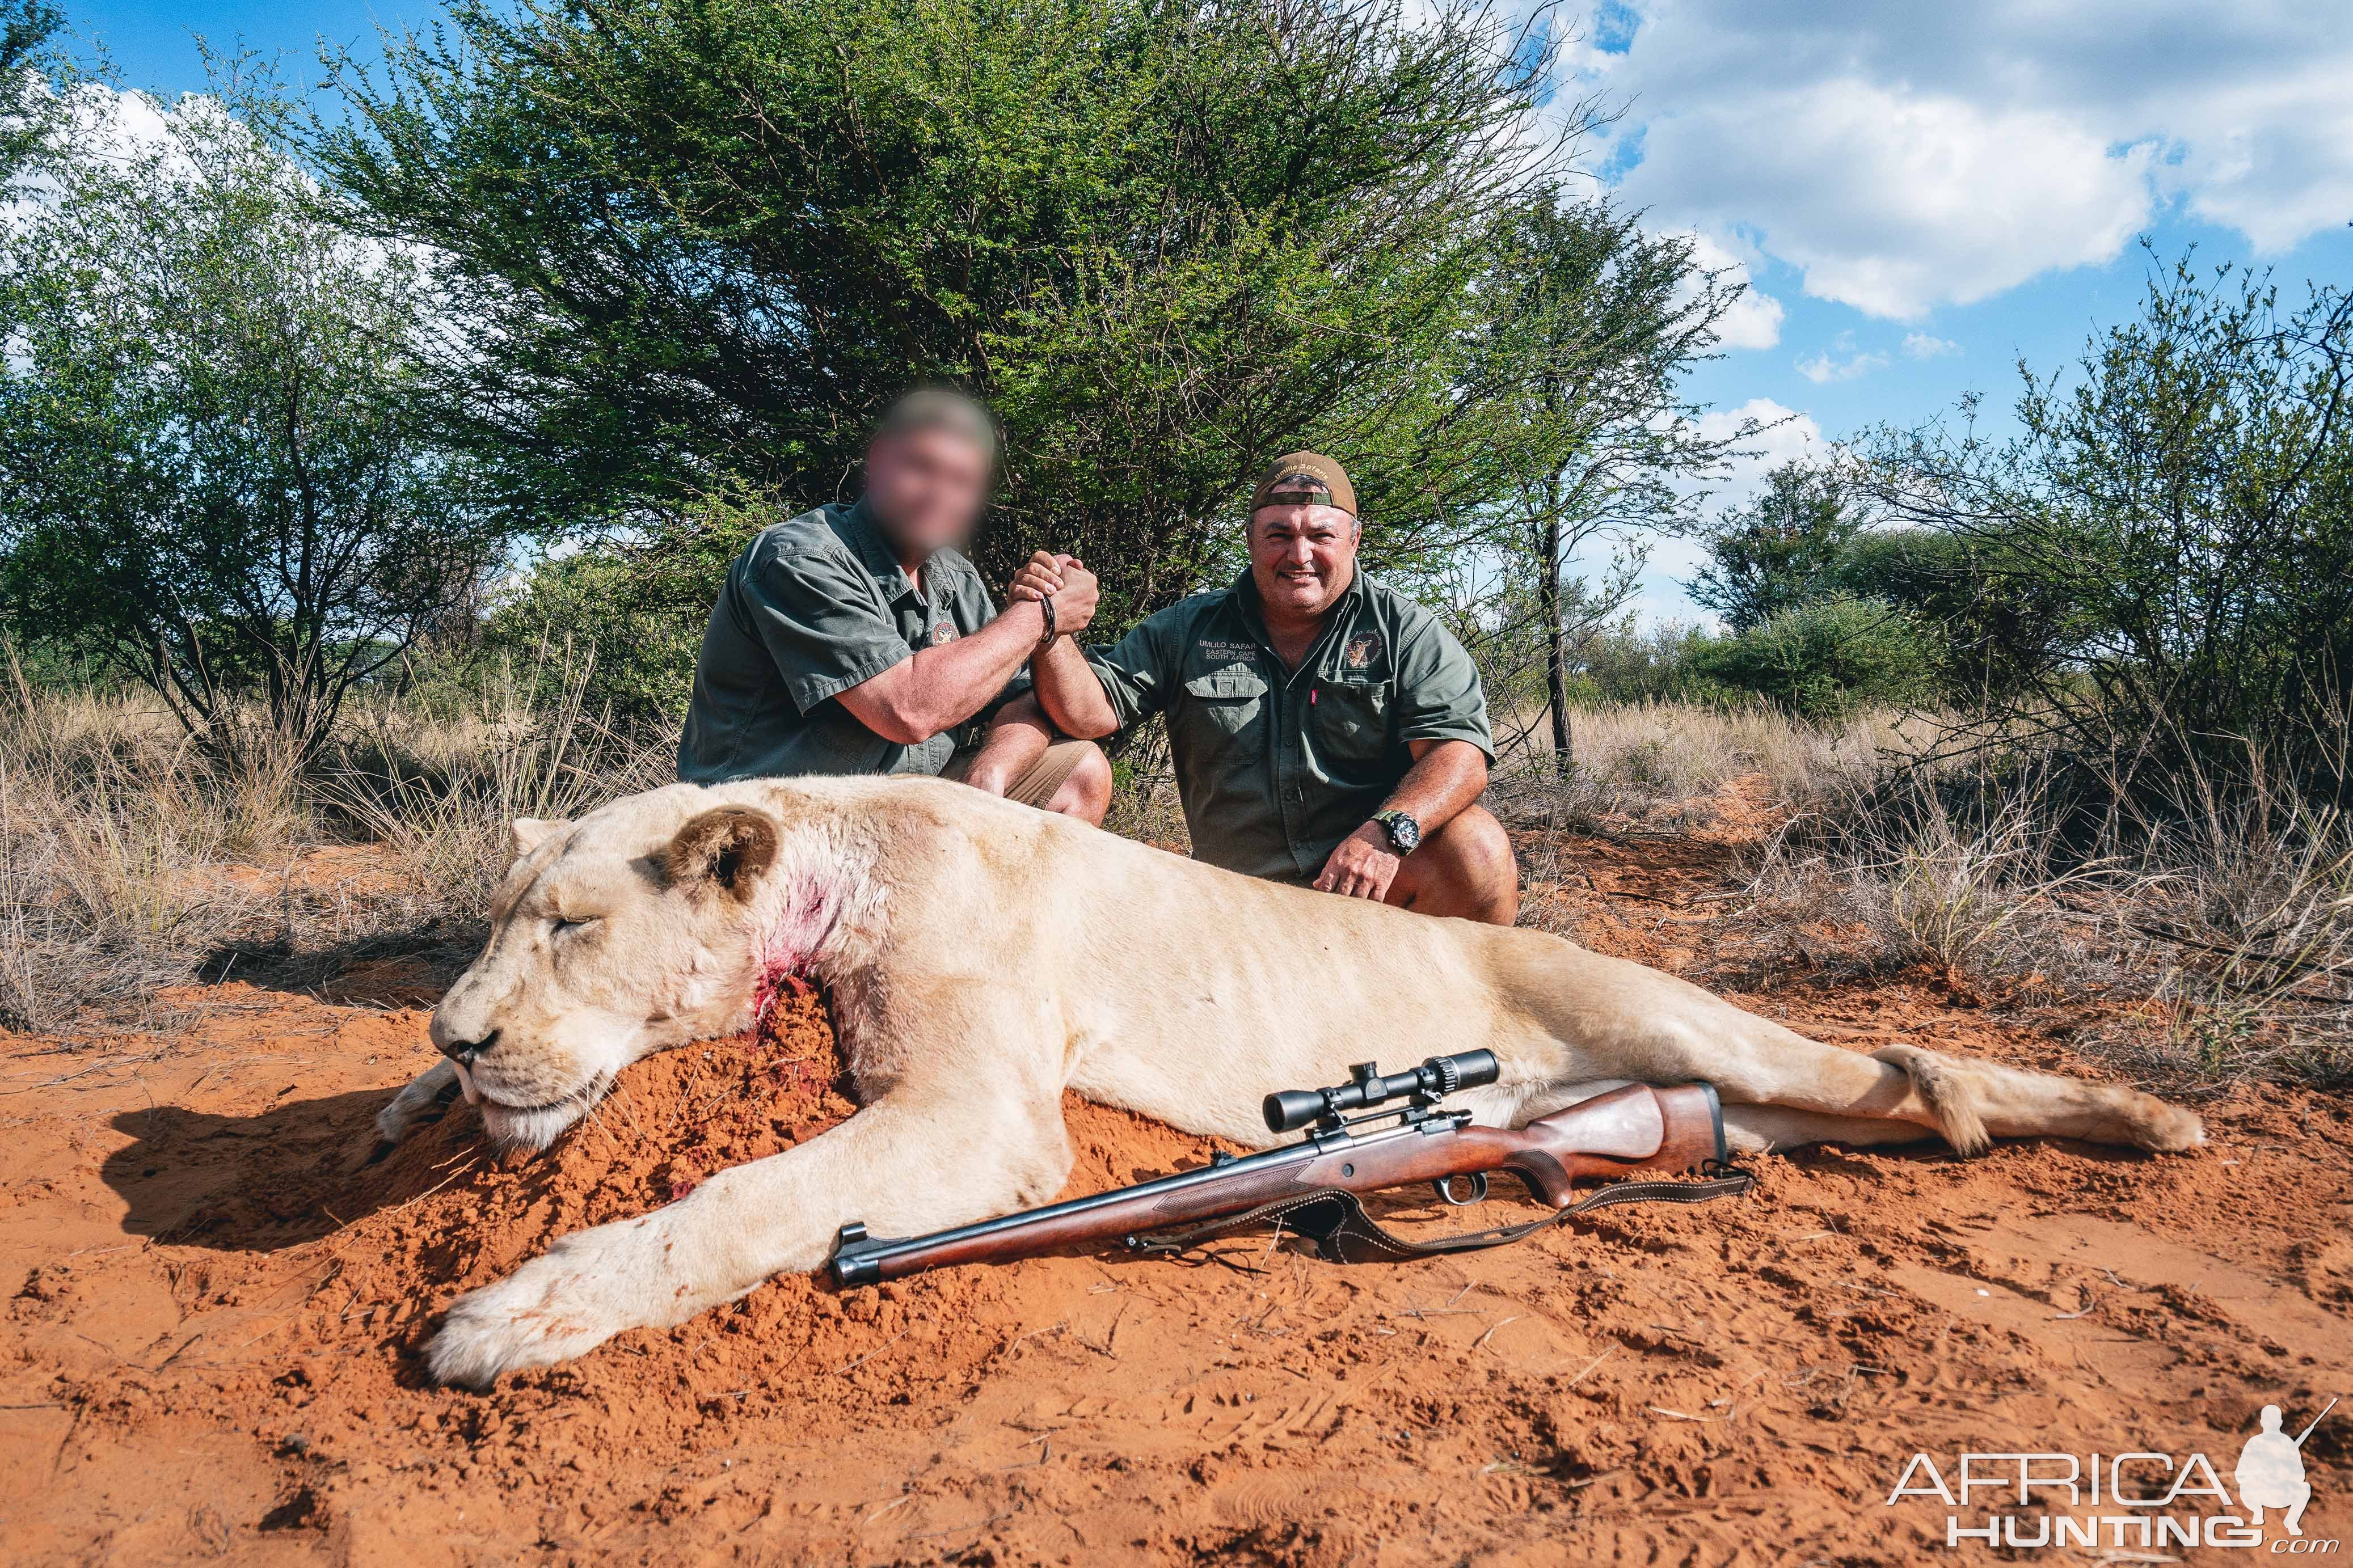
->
[[100, 1083, 476, 1253]]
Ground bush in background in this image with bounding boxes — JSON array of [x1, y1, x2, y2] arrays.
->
[[1689, 595, 1941, 722], [1869, 252, 2353, 800]]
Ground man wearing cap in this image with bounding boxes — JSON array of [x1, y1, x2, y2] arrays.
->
[[677, 387, 1112, 821], [1019, 452, 1517, 923]]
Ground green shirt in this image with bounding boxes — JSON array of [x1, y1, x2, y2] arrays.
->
[[677, 500, 1015, 784], [1084, 568, 1494, 883]]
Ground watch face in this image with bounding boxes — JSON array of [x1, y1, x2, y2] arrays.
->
[[1386, 814, 1421, 853]]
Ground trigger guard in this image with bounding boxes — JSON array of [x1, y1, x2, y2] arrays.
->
[[1433, 1172, 1488, 1207]]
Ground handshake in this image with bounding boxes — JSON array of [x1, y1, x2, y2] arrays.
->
[[1007, 550, 1100, 642]]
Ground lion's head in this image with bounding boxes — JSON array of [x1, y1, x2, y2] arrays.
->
[[428, 783, 844, 1149]]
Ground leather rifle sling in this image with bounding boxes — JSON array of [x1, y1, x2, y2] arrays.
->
[[1130, 1163, 1755, 1271]]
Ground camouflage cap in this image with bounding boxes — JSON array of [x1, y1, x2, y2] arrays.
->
[[1249, 451, 1356, 519]]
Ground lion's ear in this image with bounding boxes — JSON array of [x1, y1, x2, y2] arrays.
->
[[511, 817, 566, 858], [663, 806, 779, 901]]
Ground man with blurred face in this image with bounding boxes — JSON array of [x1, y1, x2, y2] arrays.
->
[[1022, 452, 1516, 922], [677, 387, 1111, 822]]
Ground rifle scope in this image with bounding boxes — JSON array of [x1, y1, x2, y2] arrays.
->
[[1262, 1049, 1500, 1134]]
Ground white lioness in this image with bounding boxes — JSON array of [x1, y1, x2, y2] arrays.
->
[[378, 776, 2202, 1387]]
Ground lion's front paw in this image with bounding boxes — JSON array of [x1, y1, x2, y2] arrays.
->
[[363, 1060, 464, 1169], [424, 1219, 673, 1388]]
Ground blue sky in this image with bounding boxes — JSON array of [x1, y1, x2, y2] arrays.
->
[[65, 0, 2353, 622]]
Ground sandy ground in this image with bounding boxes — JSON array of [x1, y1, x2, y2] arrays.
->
[[4, 792, 2350, 1565]]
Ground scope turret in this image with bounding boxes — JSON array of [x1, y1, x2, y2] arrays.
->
[[1262, 1049, 1500, 1134]]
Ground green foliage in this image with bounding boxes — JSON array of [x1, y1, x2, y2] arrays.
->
[[1871, 251, 2353, 793], [1688, 462, 2078, 707], [482, 493, 777, 722], [318, 0, 1673, 625], [1687, 463, 1859, 633], [1832, 528, 2059, 702], [0, 0, 62, 183], [0, 86, 520, 758], [1690, 595, 1941, 722], [1574, 618, 1726, 707], [1458, 196, 1747, 763]]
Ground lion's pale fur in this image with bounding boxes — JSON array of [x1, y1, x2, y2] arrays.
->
[[377, 776, 2202, 1387]]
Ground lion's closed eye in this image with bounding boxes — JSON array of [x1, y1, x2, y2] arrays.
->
[[551, 916, 600, 938]]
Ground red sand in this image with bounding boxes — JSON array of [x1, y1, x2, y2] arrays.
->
[[4, 808, 2349, 1563]]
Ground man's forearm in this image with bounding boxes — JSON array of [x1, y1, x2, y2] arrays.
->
[[906, 606, 1049, 732], [1380, 741, 1488, 831], [842, 602, 1049, 744], [1030, 635, 1120, 739]]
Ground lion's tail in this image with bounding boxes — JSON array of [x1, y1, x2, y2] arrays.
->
[[1870, 1044, 1991, 1157]]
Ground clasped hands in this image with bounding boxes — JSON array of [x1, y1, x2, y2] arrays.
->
[[1005, 551, 1100, 639]]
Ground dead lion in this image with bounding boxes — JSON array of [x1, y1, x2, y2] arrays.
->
[[373, 776, 2203, 1387]]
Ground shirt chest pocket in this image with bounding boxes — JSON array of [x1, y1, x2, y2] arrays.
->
[[1181, 666, 1269, 746], [1312, 679, 1391, 779]]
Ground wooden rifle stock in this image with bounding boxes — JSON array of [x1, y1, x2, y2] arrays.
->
[[831, 1083, 1731, 1286]]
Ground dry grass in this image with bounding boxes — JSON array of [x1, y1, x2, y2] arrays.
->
[[1488, 700, 1926, 831], [0, 648, 673, 1038], [326, 651, 675, 923], [1717, 744, 2353, 1092], [0, 665, 285, 1032], [1100, 719, 1190, 851]]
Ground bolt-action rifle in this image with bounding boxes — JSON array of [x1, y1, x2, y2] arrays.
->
[[831, 1050, 1750, 1287]]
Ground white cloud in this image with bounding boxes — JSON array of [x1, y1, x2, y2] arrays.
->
[[1902, 331, 1960, 358], [1795, 346, 1888, 383], [1691, 397, 1823, 506], [1580, 0, 2353, 318]]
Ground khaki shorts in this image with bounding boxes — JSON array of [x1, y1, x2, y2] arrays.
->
[[941, 738, 1094, 810]]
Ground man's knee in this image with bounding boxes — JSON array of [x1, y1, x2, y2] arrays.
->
[[1398, 806, 1519, 924], [1445, 807, 1520, 916], [1047, 742, 1113, 826]]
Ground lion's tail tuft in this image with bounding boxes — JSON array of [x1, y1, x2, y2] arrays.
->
[[1871, 1044, 1991, 1157]]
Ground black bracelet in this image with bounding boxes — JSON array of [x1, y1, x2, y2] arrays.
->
[[1037, 594, 1058, 646]]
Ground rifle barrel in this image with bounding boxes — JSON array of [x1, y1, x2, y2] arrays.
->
[[830, 1115, 1451, 1286]]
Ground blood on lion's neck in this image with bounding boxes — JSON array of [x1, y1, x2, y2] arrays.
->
[[742, 819, 881, 1026]]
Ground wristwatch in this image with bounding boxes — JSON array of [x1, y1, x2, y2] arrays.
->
[[1036, 593, 1058, 646], [1372, 809, 1422, 855]]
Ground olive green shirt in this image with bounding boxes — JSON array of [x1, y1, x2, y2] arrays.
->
[[677, 500, 1017, 784], [1083, 569, 1494, 883]]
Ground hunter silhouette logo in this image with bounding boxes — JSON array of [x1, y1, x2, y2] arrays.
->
[[2238, 1398, 2334, 1538]]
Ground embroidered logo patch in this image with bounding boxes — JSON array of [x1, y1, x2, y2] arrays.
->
[[1198, 639, 1256, 662], [1343, 631, 1381, 671], [930, 621, 957, 646]]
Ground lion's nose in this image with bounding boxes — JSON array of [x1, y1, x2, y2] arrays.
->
[[438, 1029, 500, 1066]]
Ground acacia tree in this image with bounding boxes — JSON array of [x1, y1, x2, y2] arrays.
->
[[0, 88, 510, 758], [1458, 197, 1749, 769], [318, 0, 1622, 627], [1686, 463, 1858, 633]]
